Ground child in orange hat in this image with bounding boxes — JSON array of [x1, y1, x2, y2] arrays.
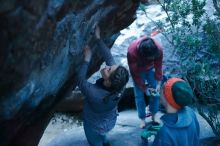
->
[[152, 78, 200, 146]]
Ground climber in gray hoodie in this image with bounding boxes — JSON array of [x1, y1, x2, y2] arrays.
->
[[152, 78, 200, 146], [76, 25, 129, 146]]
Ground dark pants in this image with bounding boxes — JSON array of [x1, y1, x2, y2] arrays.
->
[[84, 122, 108, 146]]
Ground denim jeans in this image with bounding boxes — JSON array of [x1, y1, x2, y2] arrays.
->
[[84, 122, 108, 146], [133, 68, 160, 119]]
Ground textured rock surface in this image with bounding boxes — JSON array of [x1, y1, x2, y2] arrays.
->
[[0, 0, 140, 145]]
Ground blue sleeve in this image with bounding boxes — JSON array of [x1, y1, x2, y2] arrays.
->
[[96, 38, 116, 66], [188, 107, 200, 137], [76, 61, 101, 99]]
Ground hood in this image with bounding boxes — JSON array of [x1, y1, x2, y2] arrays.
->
[[161, 107, 193, 128]]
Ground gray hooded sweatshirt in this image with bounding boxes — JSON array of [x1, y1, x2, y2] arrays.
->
[[76, 39, 120, 134]]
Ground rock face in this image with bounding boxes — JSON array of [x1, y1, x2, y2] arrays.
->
[[0, 0, 140, 145]]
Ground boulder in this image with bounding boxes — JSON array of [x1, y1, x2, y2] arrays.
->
[[0, 0, 140, 145]]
